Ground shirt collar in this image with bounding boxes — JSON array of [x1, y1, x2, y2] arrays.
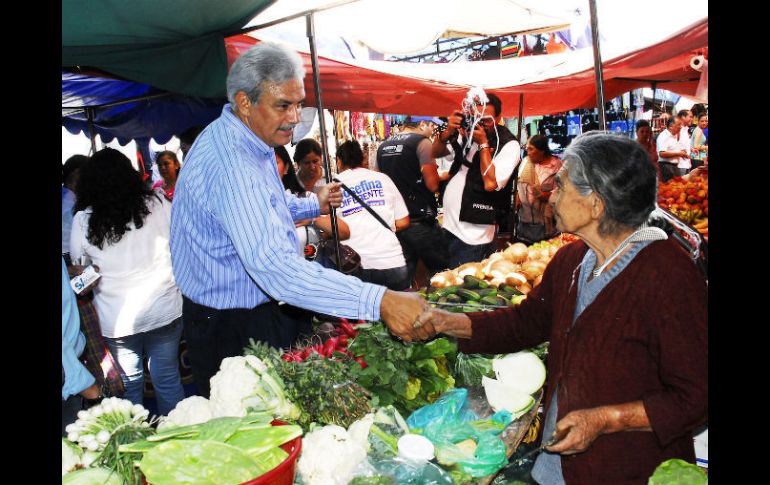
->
[[221, 103, 272, 157]]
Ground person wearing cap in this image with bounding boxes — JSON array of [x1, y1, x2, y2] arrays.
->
[[377, 115, 449, 286], [433, 93, 521, 268]]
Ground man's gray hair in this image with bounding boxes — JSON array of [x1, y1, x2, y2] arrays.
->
[[226, 42, 306, 105], [561, 131, 657, 236]]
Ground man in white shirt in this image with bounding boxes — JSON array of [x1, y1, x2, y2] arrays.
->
[[676, 109, 694, 173], [656, 117, 690, 182], [433, 93, 521, 268]]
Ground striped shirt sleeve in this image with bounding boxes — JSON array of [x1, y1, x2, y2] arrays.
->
[[212, 151, 384, 320]]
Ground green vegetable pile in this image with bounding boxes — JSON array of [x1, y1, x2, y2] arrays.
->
[[648, 458, 708, 484], [245, 339, 372, 429], [422, 275, 527, 312], [119, 413, 302, 485], [347, 321, 457, 416]]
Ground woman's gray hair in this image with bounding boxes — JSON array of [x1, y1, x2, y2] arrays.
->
[[561, 131, 657, 236], [226, 42, 306, 105]]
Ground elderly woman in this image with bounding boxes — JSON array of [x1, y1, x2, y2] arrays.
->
[[71, 148, 185, 416], [417, 132, 707, 484], [152, 150, 181, 201], [515, 134, 562, 244]]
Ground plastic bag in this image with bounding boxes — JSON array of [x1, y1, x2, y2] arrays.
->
[[405, 389, 512, 478], [349, 457, 453, 485], [454, 352, 495, 388]]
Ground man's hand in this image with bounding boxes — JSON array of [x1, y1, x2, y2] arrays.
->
[[317, 182, 343, 214], [380, 290, 433, 342], [472, 123, 489, 146], [440, 110, 464, 142]]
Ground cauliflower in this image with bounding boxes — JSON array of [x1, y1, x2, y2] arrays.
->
[[298, 425, 368, 485], [209, 355, 299, 420], [157, 395, 215, 430]]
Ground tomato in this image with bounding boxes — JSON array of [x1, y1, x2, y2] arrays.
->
[[338, 335, 349, 347]]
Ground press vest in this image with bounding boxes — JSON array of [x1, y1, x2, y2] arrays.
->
[[377, 132, 437, 220], [449, 125, 517, 225]]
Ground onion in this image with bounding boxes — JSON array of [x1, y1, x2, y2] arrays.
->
[[504, 272, 528, 287], [533, 274, 543, 287], [517, 282, 532, 295], [503, 243, 529, 263], [488, 259, 518, 279], [521, 260, 548, 280], [489, 277, 506, 287], [456, 262, 484, 279]]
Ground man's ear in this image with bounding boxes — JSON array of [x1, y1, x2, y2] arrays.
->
[[234, 91, 252, 117]]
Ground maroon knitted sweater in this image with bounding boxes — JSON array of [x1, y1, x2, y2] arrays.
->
[[459, 239, 707, 484]]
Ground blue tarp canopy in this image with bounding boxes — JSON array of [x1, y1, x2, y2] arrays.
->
[[62, 70, 226, 145]]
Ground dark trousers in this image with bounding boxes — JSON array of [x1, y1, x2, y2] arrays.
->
[[181, 296, 311, 398], [397, 221, 450, 283], [659, 162, 680, 182], [443, 228, 496, 269], [361, 265, 411, 291]]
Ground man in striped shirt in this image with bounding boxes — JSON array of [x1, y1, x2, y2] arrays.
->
[[170, 43, 431, 397]]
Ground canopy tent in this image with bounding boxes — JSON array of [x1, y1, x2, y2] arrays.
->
[[62, 71, 224, 145], [62, 0, 277, 98], [62, 0, 706, 142], [230, 17, 707, 117]]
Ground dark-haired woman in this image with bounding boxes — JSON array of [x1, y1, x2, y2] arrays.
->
[[70, 148, 185, 416], [294, 138, 325, 194], [152, 150, 181, 201], [515, 134, 562, 244], [336, 140, 411, 290]]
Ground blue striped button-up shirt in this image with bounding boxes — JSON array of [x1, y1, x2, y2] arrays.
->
[[170, 104, 384, 319]]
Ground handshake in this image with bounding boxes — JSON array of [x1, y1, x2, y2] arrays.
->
[[379, 290, 470, 342]]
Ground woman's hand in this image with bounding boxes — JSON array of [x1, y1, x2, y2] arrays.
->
[[416, 307, 472, 339]]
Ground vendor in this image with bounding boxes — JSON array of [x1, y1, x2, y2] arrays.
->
[[416, 131, 707, 484]]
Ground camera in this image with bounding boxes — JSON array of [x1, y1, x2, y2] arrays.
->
[[460, 114, 471, 132]]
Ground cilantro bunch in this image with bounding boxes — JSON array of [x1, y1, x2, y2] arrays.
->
[[347, 322, 458, 416]]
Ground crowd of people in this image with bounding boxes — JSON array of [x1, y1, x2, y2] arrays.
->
[[62, 41, 707, 484]]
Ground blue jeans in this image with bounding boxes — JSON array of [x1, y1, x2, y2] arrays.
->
[[444, 229, 496, 269], [361, 265, 411, 291], [105, 317, 185, 416]]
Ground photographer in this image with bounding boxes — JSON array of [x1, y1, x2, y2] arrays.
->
[[433, 92, 521, 268]]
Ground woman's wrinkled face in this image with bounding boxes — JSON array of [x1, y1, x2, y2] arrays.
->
[[553, 167, 594, 234]]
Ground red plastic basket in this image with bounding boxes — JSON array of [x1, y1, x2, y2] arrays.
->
[[240, 420, 302, 485]]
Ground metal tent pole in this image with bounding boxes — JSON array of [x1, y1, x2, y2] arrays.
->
[[306, 12, 343, 270], [86, 107, 97, 155], [588, 0, 606, 131]]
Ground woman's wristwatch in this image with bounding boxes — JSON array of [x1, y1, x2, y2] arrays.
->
[[478, 143, 489, 150]]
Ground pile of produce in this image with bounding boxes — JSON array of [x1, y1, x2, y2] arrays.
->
[[429, 234, 579, 304], [658, 175, 708, 237], [121, 413, 302, 485], [63, 398, 155, 484], [481, 351, 545, 420], [347, 321, 457, 416], [158, 354, 300, 430], [245, 339, 373, 429], [648, 458, 707, 484]]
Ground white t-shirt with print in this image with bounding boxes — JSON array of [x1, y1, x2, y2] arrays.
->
[[335, 167, 409, 270], [442, 139, 521, 245]]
